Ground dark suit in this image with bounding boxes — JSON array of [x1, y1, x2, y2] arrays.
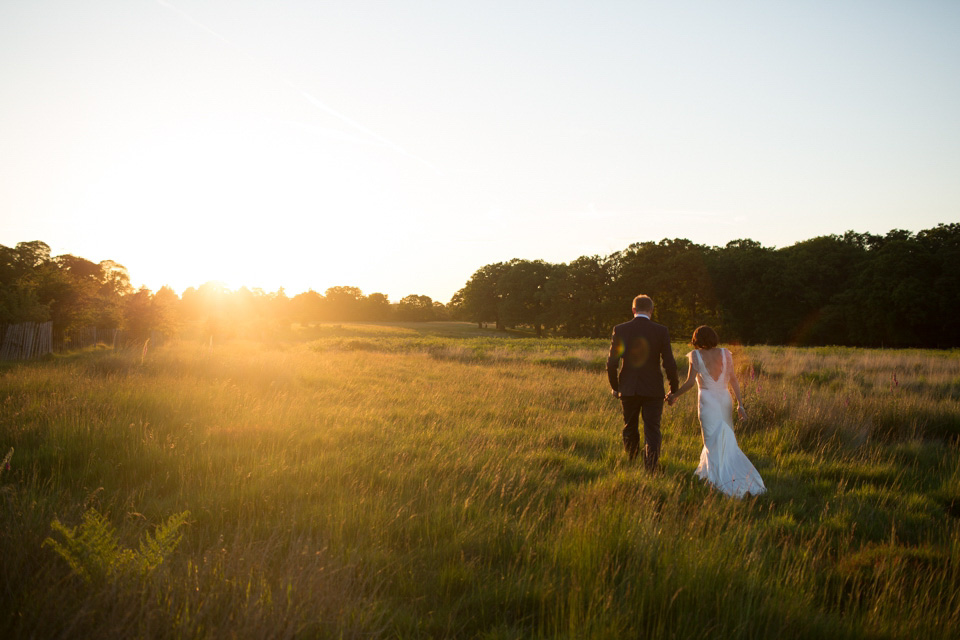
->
[[606, 315, 679, 469]]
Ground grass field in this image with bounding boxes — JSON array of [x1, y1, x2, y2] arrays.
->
[[1, 322, 958, 638]]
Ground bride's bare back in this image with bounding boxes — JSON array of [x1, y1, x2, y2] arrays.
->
[[697, 347, 725, 382]]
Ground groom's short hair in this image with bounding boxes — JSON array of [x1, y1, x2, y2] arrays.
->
[[632, 295, 654, 313]]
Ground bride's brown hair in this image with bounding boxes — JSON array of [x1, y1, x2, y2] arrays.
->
[[691, 325, 719, 349]]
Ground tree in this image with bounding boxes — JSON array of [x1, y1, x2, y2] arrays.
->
[[607, 239, 716, 339], [545, 256, 613, 338], [842, 230, 938, 347], [710, 239, 781, 344], [499, 259, 554, 337], [323, 286, 365, 321], [447, 288, 466, 321], [652, 239, 719, 338], [292, 290, 324, 326], [47, 254, 130, 343], [776, 235, 867, 345], [454, 262, 507, 329], [431, 301, 449, 321], [362, 293, 392, 321], [917, 223, 960, 347], [123, 287, 155, 341], [151, 286, 181, 337], [396, 295, 435, 322], [188, 281, 230, 342], [267, 287, 292, 327], [0, 242, 52, 324], [13, 240, 51, 268]]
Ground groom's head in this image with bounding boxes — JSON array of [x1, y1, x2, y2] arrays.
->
[[632, 295, 654, 316]]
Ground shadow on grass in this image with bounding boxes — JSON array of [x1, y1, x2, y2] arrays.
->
[[315, 334, 609, 374]]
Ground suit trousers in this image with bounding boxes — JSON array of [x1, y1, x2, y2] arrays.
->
[[619, 395, 664, 470]]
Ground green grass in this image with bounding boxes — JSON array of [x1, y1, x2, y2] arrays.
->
[[1, 322, 958, 638]]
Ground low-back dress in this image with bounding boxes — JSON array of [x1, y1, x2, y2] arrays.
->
[[689, 348, 766, 497]]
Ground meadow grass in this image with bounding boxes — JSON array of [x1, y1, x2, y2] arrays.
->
[[1, 322, 958, 638]]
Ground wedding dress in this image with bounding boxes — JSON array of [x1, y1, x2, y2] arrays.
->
[[689, 348, 766, 497]]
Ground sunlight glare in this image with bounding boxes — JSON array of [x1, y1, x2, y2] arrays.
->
[[75, 116, 416, 295]]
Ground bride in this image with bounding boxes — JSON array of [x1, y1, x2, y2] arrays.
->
[[667, 326, 766, 497]]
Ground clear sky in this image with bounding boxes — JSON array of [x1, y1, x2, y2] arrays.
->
[[2, 1, 958, 302]]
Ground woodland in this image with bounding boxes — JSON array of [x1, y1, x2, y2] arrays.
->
[[1, 223, 957, 348]]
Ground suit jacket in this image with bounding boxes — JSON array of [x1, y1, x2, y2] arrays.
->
[[606, 316, 679, 397]]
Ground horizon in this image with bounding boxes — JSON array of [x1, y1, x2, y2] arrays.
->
[[2, 1, 958, 303], [5, 221, 950, 303]]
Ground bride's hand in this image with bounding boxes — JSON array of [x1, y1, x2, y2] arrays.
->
[[737, 406, 747, 420]]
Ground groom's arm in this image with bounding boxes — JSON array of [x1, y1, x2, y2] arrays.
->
[[606, 329, 623, 393], [661, 331, 679, 393]]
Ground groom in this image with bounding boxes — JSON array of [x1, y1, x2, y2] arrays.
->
[[606, 295, 679, 471]]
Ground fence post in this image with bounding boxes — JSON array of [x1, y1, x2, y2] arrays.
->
[[0, 325, 13, 360], [38, 322, 52, 357], [18, 323, 28, 360]]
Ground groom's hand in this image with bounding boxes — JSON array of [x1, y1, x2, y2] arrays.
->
[[611, 390, 621, 399]]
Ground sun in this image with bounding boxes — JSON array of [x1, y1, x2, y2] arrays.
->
[[73, 115, 422, 296]]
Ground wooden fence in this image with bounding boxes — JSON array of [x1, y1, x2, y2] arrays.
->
[[50, 326, 99, 353], [0, 322, 53, 361], [111, 330, 165, 350], [1, 323, 167, 361]]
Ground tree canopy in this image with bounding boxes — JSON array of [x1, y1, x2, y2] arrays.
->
[[3, 223, 957, 348], [451, 224, 960, 348]]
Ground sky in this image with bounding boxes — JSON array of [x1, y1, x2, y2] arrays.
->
[[1, 1, 958, 303]]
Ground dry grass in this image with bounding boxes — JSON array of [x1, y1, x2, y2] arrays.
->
[[1, 323, 957, 638]]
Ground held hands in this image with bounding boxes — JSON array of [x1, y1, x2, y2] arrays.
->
[[665, 392, 678, 406]]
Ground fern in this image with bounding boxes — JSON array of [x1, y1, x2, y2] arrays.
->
[[135, 510, 190, 575], [44, 508, 190, 583]]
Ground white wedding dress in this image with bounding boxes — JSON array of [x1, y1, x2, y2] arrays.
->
[[689, 349, 766, 497]]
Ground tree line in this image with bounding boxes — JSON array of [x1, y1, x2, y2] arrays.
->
[[3, 223, 957, 349], [0, 241, 447, 347], [0, 241, 155, 347], [448, 224, 960, 348]]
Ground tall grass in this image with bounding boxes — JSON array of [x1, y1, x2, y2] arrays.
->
[[1, 323, 957, 638]]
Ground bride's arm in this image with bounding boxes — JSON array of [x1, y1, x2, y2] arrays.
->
[[669, 356, 697, 402], [727, 350, 747, 420]]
